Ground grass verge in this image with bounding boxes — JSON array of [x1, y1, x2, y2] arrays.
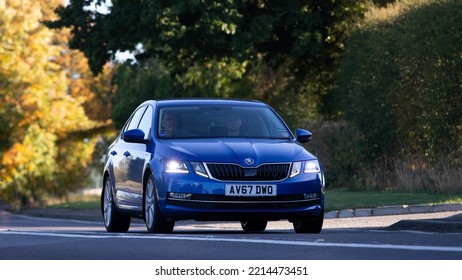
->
[[47, 194, 100, 210], [326, 188, 462, 212]]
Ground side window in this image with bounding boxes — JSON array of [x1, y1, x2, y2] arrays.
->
[[138, 106, 153, 140], [125, 106, 147, 132]]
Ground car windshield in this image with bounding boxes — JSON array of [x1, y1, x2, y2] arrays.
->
[[158, 105, 293, 139]]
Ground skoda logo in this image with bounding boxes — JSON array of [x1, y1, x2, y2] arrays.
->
[[244, 158, 254, 165]]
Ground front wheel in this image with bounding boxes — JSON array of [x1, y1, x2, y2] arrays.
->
[[240, 220, 267, 232], [102, 177, 131, 232], [292, 211, 324, 233], [144, 174, 174, 233]]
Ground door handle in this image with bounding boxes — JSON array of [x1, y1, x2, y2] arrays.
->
[[123, 151, 131, 157]]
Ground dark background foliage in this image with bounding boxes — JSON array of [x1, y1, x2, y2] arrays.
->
[[2, 0, 460, 207]]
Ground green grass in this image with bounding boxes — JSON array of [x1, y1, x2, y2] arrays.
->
[[325, 188, 462, 212], [47, 194, 100, 210], [47, 189, 462, 212]]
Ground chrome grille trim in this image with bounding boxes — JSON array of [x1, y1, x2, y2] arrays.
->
[[204, 162, 291, 182]]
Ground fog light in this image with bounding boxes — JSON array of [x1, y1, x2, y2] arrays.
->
[[304, 193, 319, 200], [168, 192, 192, 200]]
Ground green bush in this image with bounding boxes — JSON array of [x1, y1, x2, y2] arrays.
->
[[333, 0, 462, 192], [303, 120, 371, 189]]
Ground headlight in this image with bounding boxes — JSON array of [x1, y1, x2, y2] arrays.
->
[[290, 162, 302, 178], [290, 160, 321, 178], [304, 160, 321, 173], [164, 160, 189, 173], [191, 161, 209, 178]]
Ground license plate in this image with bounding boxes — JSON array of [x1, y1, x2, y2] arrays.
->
[[225, 184, 277, 196]]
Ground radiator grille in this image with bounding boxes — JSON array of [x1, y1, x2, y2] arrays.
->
[[206, 163, 290, 181]]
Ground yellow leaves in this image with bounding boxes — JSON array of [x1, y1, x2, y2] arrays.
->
[[58, 137, 99, 171], [3, 0, 43, 32], [1, 143, 31, 166], [45, 95, 96, 136], [1, 0, 97, 129], [0, 0, 114, 205], [19, 90, 40, 113], [0, 124, 57, 187]]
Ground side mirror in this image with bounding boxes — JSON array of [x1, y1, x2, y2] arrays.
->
[[123, 129, 147, 143], [295, 128, 312, 143]]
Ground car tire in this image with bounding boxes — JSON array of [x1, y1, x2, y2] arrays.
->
[[144, 174, 174, 233], [292, 211, 324, 233], [240, 220, 267, 232], [102, 177, 131, 232]]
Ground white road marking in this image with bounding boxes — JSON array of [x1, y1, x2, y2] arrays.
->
[[1, 230, 462, 253]]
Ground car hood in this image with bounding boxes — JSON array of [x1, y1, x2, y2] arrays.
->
[[157, 139, 316, 166]]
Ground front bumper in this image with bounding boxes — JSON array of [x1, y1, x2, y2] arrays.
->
[[155, 172, 324, 221]]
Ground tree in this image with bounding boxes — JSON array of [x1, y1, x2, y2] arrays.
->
[[0, 0, 113, 207], [47, 0, 369, 125]]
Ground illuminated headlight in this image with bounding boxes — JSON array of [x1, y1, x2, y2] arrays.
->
[[290, 162, 302, 178], [290, 160, 321, 178], [164, 160, 189, 173], [304, 160, 321, 173], [191, 162, 209, 178]]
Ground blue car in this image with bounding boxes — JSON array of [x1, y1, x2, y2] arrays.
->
[[101, 99, 325, 233]]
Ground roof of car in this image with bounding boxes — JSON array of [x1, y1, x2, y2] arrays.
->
[[142, 98, 267, 108]]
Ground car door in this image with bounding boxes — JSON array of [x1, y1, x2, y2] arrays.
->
[[126, 106, 153, 199], [112, 106, 147, 209], [120, 106, 153, 209]]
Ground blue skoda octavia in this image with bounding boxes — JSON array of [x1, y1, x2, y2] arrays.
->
[[101, 99, 325, 233]]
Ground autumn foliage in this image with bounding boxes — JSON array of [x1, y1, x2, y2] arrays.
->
[[0, 0, 113, 207]]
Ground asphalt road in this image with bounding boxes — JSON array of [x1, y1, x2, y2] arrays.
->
[[1, 206, 462, 260]]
